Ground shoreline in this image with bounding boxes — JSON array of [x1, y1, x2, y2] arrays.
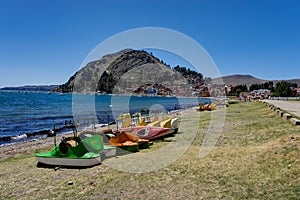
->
[[0, 131, 73, 161], [0, 89, 219, 99], [0, 98, 197, 146], [0, 90, 214, 154], [0, 124, 75, 145], [0, 106, 191, 161]]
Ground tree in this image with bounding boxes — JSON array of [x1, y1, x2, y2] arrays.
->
[[249, 81, 274, 92], [97, 71, 117, 93], [173, 65, 203, 80], [274, 81, 291, 97], [228, 84, 248, 96], [264, 81, 274, 92], [249, 84, 259, 91]]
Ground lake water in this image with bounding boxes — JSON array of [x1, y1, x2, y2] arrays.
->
[[0, 91, 211, 144]]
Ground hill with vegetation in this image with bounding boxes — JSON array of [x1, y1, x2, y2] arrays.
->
[[55, 49, 204, 95]]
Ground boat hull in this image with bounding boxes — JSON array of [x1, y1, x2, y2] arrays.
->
[[118, 126, 173, 140], [102, 145, 117, 158], [36, 156, 101, 167], [35, 135, 110, 167], [117, 145, 139, 155]]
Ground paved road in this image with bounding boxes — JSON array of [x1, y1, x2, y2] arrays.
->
[[263, 100, 300, 118]]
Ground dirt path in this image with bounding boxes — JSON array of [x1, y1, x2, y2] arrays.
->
[[263, 100, 300, 117]]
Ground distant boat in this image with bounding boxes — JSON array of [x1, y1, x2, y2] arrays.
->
[[196, 103, 216, 111]]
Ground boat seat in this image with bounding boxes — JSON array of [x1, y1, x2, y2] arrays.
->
[[136, 128, 150, 137], [147, 121, 160, 127], [138, 117, 146, 126], [160, 119, 171, 128]]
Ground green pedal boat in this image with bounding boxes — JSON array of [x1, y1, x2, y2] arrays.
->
[[36, 134, 116, 167]]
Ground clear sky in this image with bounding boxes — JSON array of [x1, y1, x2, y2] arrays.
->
[[0, 0, 300, 87]]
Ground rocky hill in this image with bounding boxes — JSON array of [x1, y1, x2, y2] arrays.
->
[[55, 49, 203, 95], [56, 49, 133, 93]]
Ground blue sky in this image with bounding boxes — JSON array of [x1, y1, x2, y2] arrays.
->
[[0, 0, 300, 87]]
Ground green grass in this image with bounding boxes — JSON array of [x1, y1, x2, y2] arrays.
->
[[0, 102, 299, 199]]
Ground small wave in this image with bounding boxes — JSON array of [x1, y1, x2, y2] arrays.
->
[[39, 115, 74, 120], [0, 124, 75, 144], [11, 134, 27, 140]]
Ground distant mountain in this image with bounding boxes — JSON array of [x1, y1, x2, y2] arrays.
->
[[213, 74, 300, 88], [0, 85, 59, 92], [213, 74, 266, 87]]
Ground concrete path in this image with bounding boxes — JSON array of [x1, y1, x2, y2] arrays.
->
[[263, 100, 300, 118]]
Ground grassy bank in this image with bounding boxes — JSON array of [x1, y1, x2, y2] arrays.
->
[[0, 102, 299, 199]]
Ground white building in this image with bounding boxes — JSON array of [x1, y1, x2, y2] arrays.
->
[[249, 89, 271, 99]]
